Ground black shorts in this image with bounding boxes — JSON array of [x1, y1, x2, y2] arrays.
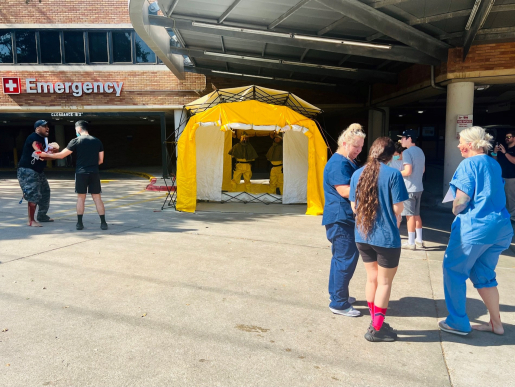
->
[[356, 243, 401, 269], [75, 173, 102, 194]]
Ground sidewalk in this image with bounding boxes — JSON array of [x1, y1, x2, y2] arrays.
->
[[0, 175, 514, 386]]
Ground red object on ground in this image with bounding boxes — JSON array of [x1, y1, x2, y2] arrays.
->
[[145, 177, 176, 192]]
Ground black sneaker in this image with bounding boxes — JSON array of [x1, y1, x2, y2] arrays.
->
[[100, 223, 108, 230], [76, 222, 84, 230], [365, 324, 397, 342], [381, 322, 398, 339]]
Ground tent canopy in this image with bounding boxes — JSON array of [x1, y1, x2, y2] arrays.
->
[[184, 85, 321, 119], [177, 90, 327, 215]]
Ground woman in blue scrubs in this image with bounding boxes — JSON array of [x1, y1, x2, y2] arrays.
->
[[440, 126, 513, 336], [322, 123, 366, 317]]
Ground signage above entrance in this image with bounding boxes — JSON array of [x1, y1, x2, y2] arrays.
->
[[2, 78, 123, 97], [51, 112, 83, 117]]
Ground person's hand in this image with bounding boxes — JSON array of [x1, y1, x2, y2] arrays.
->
[[38, 152, 50, 160], [499, 144, 507, 154], [494, 145, 500, 153], [48, 142, 60, 150]]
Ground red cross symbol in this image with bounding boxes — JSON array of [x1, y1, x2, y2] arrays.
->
[[2, 78, 21, 94]]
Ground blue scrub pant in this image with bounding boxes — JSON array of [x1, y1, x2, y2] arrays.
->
[[443, 236, 511, 332], [326, 222, 359, 311]]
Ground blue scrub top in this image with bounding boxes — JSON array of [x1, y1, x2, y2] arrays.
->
[[449, 155, 513, 244], [322, 153, 358, 226], [349, 164, 409, 248]]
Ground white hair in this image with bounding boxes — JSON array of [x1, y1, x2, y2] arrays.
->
[[337, 123, 366, 147], [459, 126, 493, 152]]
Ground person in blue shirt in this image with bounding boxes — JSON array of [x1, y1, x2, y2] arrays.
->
[[439, 126, 513, 336], [322, 123, 366, 317], [349, 137, 409, 342]]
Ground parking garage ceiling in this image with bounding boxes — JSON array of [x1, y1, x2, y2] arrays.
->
[[140, 0, 515, 90]]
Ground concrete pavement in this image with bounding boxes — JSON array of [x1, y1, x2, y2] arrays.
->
[[0, 174, 514, 386]]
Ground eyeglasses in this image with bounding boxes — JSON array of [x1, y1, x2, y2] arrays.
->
[[506, 136, 513, 139]]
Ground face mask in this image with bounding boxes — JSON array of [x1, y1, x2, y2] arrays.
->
[[393, 155, 400, 160]]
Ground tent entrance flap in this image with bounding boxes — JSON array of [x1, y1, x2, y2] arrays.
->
[[283, 131, 308, 204], [196, 125, 224, 201]]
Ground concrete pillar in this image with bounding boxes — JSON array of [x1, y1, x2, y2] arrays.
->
[[443, 82, 474, 195], [54, 125, 66, 167], [367, 107, 389, 149]]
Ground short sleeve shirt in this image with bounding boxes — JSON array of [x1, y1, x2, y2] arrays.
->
[[18, 132, 47, 173], [496, 146, 515, 179], [66, 135, 104, 174], [402, 146, 425, 192], [449, 155, 513, 244], [322, 153, 358, 226], [349, 164, 409, 248]]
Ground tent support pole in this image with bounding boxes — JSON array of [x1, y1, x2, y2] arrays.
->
[[160, 113, 168, 179]]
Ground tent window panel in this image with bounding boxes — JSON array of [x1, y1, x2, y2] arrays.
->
[[283, 131, 309, 204], [195, 126, 225, 202]]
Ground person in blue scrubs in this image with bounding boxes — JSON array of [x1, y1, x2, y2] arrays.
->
[[322, 123, 366, 317], [439, 126, 513, 336], [349, 137, 408, 342]]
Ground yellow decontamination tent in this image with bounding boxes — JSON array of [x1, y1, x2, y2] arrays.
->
[[176, 86, 327, 215]]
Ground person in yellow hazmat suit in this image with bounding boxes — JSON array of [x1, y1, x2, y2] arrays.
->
[[267, 133, 284, 195], [228, 133, 258, 191]]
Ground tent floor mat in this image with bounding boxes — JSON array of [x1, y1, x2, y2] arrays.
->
[[196, 202, 306, 215]]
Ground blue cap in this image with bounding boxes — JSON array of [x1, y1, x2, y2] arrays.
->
[[34, 120, 48, 129], [398, 129, 418, 140]]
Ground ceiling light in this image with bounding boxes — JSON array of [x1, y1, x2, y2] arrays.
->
[[204, 51, 281, 63], [475, 85, 490, 91], [281, 60, 357, 72], [212, 70, 273, 80], [418, 110, 424, 114], [398, 114, 403, 117], [465, 0, 481, 30], [274, 77, 336, 86], [192, 22, 291, 38], [293, 34, 391, 49]]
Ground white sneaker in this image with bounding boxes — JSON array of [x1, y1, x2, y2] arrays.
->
[[402, 243, 416, 250], [415, 241, 426, 248], [330, 306, 361, 317]]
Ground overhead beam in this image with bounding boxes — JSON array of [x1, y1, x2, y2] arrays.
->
[[268, 0, 312, 29], [157, 0, 179, 17], [184, 66, 339, 92], [370, 0, 411, 8], [218, 0, 243, 24], [170, 47, 398, 83], [149, 16, 442, 65], [317, 16, 346, 35], [463, 0, 496, 60], [315, 0, 450, 61]]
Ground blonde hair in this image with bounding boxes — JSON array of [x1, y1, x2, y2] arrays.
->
[[337, 123, 366, 147], [459, 126, 493, 152]]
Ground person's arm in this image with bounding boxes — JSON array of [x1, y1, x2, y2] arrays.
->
[[452, 189, 471, 216], [351, 200, 356, 214], [32, 141, 42, 151], [335, 184, 350, 198], [98, 151, 104, 165], [401, 164, 412, 177], [40, 148, 73, 160], [499, 145, 515, 164], [393, 202, 404, 215]]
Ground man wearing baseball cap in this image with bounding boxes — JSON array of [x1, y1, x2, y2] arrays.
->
[[17, 120, 59, 227], [398, 129, 426, 249]]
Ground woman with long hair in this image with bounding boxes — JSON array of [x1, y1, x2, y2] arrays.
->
[[322, 123, 366, 317], [439, 126, 513, 336], [349, 137, 409, 342]]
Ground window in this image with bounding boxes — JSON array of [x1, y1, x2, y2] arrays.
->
[[135, 33, 155, 63], [64, 31, 85, 63], [88, 31, 108, 63], [15, 31, 37, 63], [39, 31, 61, 63], [112, 31, 132, 63], [0, 31, 13, 63]]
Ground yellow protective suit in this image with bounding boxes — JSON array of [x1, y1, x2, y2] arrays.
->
[[232, 159, 252, 191], [270, 161, 284, 195]]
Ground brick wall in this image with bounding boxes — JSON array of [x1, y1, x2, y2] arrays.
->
[[446, 42, 515, 73], [0, 0, 131, 24], [0, 70, 205, 109]]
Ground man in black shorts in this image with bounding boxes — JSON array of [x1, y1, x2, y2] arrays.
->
[[41, 121, 107, 230]]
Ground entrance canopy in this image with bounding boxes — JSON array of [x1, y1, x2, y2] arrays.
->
[[176, 90, 327, 215]]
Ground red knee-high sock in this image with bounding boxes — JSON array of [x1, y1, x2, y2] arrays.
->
[[28, 202, 37, 223], [367, 302, 375, 320], [373, 306, 387, 331]]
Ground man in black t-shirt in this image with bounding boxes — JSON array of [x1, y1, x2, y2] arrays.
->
[[493, 131, 515, 221], [17, 120, 60, 227], [41, 121, 107, 230]]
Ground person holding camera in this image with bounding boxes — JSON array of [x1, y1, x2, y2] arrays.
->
[[492, 131, 515, 221]]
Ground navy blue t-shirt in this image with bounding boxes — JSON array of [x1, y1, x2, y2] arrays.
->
[[322, 153, 359, 226], [18, 132, 46, 173], [349, 164, 409, 248]]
